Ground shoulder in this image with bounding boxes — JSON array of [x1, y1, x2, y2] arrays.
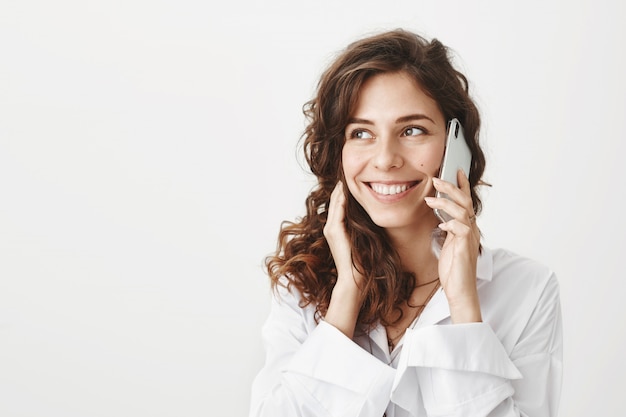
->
[[273, 275, 316, 307], [486, 247, 558, 294], [267, 276, 319, 332], [478, 247, 560, 352]]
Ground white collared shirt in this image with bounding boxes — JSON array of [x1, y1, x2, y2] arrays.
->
[[250, 247, 562, 417]]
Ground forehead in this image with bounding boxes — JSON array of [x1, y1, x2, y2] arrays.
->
[[351, 71, 444, 123]]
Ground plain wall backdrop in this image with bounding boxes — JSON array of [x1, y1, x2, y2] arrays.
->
[[1, 1, 624, 416]]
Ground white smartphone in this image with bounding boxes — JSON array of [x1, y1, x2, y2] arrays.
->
[[434, 118, 472, 223]]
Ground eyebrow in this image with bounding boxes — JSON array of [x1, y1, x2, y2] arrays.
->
[[347, 113, 435, 125]]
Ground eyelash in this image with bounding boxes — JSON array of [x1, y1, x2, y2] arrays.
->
[[403, 126, 427, 136], [347, 126, 428, 139], [348, 129, 373, 139]]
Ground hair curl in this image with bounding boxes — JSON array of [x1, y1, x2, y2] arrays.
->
[[266, 29, 487, 327]]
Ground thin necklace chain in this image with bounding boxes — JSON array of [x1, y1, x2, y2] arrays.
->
[[387, 279, 440, 351], [415, 276, 440, 288]]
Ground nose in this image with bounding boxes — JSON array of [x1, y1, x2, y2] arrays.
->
[[373, 136, 403, 170]]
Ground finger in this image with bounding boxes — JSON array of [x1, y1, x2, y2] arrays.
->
[[330, 182, 345, 211], [437, 218, 473, 237], [456, 170, 476, 220], [438, 220, 482, 245], [433, 175, 472, 209], [457, 169, 471, 195], [433, 172, 474, 217], [325, 182, 346, 231], [425, 195, 467, 222]]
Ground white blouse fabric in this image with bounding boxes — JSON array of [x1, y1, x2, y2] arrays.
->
[[249, 247, 563, 417]]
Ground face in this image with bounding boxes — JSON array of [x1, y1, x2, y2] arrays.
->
[[342, 71, 446, 232]]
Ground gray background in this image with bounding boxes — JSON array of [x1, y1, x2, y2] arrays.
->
[[1, 1, 624, 416]]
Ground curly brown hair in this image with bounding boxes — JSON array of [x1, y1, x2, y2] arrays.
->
[[266, 29, 487, 327]]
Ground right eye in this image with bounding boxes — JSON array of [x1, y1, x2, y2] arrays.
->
[[349, 129, 374, 140]]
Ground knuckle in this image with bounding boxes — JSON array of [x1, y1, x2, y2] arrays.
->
[[323, 225, 339, 240]]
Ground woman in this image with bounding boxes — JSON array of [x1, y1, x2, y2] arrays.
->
[[250, 29, 562, 417]]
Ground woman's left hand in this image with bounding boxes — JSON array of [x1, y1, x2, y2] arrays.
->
[[425, 170, 482, 323]]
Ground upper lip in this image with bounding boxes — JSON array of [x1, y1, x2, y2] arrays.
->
[[366, 180, 421, 195], [366, 180, 421, 186]]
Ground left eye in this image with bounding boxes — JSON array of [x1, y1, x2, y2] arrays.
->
[[403, 127, 425, 136]]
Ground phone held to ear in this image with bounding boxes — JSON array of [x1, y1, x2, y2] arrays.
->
[[434, 118, 472, 223]]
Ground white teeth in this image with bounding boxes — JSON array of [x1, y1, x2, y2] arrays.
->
[[371, 183, 409, 195]]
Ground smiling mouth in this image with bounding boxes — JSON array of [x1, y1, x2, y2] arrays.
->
[[368, 181, 420, 196]]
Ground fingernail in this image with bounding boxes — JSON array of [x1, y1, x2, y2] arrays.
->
[[432, 177, 442, 184], [424, 197, 435, 204]]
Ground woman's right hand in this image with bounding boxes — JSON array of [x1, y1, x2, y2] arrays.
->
[[323, 182, 364, 338], [324, 182, 362, 284]]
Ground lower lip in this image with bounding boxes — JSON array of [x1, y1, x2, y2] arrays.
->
[[367, 182, 420, 202]]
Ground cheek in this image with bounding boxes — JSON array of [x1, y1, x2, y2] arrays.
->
[[341, 149, 361, 179], [341, 149, 364, 195], [415, 145, 445, 175]]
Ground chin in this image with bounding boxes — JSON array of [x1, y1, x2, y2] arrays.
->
[[364, 204, 437, 232], [368, 211, 419, 230]]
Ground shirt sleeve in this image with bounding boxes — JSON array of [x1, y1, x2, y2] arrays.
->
[[249, 285, 396, 417], [391, 273, 562, 417]]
